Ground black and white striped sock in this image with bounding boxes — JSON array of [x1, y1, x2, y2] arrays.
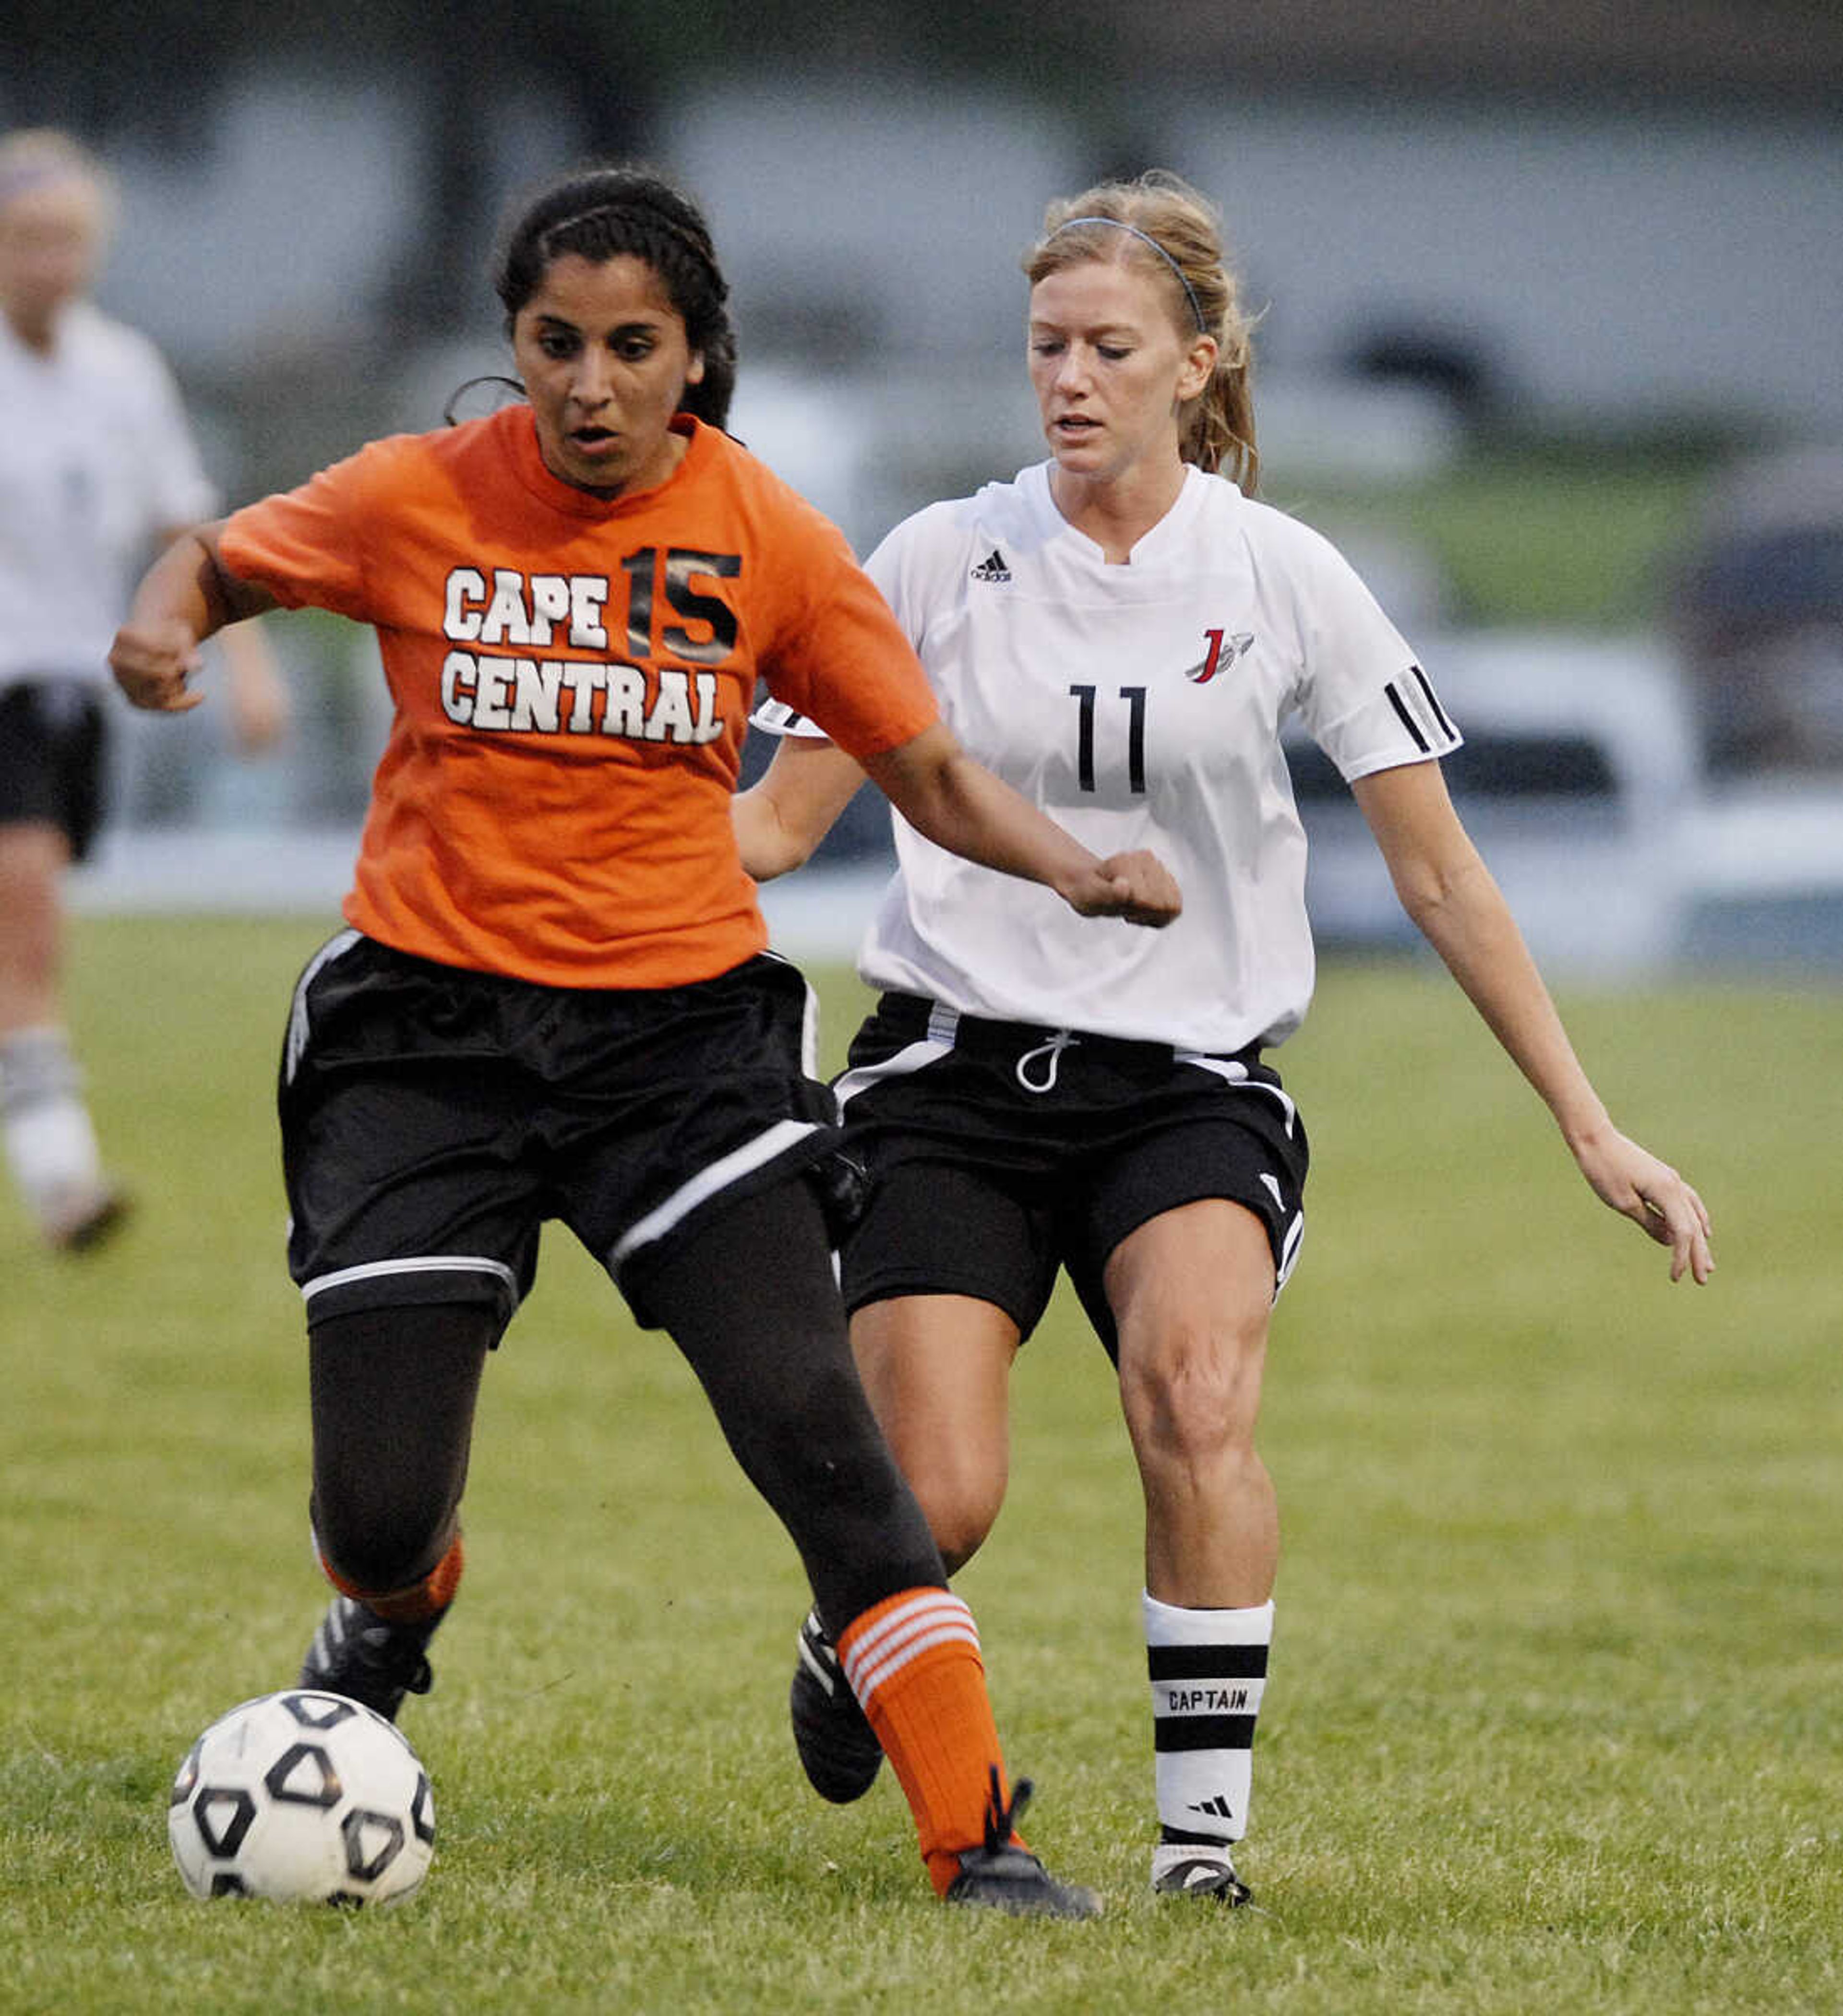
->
[[1144, 1592, 1272, 1845]]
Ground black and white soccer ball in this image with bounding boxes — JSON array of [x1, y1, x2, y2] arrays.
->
[[168, 1689, 434, 1904]]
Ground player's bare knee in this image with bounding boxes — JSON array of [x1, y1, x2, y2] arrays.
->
[[915, 1478, 1001, 1575], [1121, 1325, 1264, 1467]]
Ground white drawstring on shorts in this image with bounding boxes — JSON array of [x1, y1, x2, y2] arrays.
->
[[1015, 1030, 1080, 1093]]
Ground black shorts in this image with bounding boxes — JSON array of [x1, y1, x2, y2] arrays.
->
[[278, 932, 852, 1331], [835, 993, 1309, 1360], [0, 680, 108, 859]]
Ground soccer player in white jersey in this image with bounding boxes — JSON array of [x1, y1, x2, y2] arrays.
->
[[732, 169, 1713, 1906], [0, 129, 285, 1250]]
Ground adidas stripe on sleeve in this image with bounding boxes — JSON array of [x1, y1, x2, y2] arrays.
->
[[750, 694, 824, 739], [1284, 515, 1462, 780]]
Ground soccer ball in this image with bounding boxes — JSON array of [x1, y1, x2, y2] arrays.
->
[[168, 1689, 434, 1904]]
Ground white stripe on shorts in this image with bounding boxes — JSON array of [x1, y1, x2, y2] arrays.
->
[[1176, 1048, 1298, 1135], [608, 1116, 820, 1269], [759, 950, 821, 1082], [283, 928, 361, 1086], [299, 1253, 521, 1306], [834, 1035, 956, 1112]]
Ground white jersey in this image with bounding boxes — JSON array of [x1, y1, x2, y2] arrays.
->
[[0, 299, 218, 690], [760, 460, 1460, 1052]]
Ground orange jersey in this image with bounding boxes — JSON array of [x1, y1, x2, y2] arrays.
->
[[219, 408, 937, 987]]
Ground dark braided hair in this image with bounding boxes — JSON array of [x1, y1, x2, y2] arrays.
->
[[491, 165, 737, 429]]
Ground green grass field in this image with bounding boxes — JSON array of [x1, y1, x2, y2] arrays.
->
[[2, 916, 1838, 2014]]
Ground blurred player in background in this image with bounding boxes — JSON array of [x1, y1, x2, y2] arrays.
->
[[0, 128, 286, 1252], [735, 169, 1714, 1907], [109, 163, 1185, 1916]]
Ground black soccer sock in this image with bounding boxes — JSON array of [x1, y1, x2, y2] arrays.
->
[[306, 1301, 495, 1597], [634, 1175, 945, 1630]]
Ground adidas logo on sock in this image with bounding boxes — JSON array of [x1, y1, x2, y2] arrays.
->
[[1186, 1793, 1236, 1821], [969, 548, 1012, 583]]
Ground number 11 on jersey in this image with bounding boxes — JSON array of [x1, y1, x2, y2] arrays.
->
[[1070, 683, 1148, 794]]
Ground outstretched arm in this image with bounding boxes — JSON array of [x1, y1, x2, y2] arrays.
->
[[735, 717, 1182, 926], [109, 522, 280, 718], [1353, 758, 1713, 1283], [860, 721, 1180, 925]]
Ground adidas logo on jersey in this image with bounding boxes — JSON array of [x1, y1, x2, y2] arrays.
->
[[969, 548, 1012, 583]]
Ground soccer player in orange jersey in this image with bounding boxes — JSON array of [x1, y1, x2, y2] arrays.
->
[[110, 164, 1183, 1918]]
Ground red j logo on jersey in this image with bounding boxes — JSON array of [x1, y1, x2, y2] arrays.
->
[[1187, 629, 1256, 684]]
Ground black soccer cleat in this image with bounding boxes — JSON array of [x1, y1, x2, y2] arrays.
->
[[298, 1594, 440, 1723], [945, 1769, 1102, 1921], [1150, 1837, 1254, 1905], [789, 1608, 884, 1803]]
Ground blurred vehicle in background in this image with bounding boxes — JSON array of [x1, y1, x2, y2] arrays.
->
[[1669, 446, 1843, 777], [1287, 632, 1699, 977], [1664, 444, 1843, 964], [1292, 615, 1843, 976]]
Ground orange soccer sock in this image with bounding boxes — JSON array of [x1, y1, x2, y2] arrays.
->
[[836, 1586, 1018, 1896], [321, 1532, 465, 1624]]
